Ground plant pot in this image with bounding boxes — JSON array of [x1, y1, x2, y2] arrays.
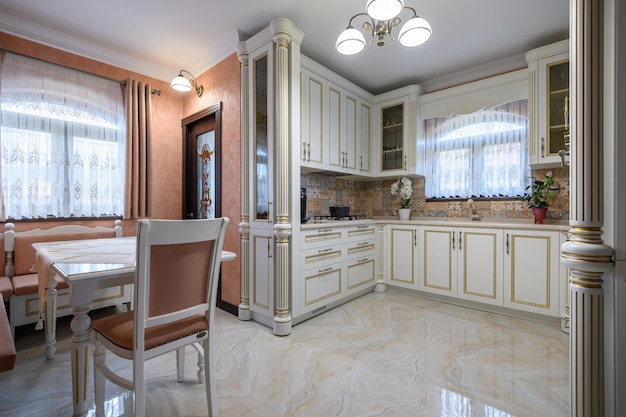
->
[[398, 208, 411, 220], [531, 206, 548, 224]]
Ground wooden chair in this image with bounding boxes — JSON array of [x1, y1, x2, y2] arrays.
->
[[91, 218, 229, 417]]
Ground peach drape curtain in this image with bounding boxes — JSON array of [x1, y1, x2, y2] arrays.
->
[[124, 80, 153, 219]]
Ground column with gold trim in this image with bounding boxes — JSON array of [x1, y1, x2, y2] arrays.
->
[[237, 43, 251, 321], [562, 0, 614, 415], [270, 18, 294, 335]]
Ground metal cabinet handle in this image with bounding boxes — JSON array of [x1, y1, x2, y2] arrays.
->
[[452, 231, 455, 250], [506, 233, 510, 255], [303, 142, 307, 161], [541, 137, 545, 158], [318, 267, 333, 273], [307, 143, 311, 161], [459, 231, 462, 251], [318, 248, 334, 253]]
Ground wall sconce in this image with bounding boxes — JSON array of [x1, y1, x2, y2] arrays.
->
[[170, 70, 204, 97]]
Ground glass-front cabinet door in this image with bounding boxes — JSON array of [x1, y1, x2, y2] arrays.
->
[[251, 44, 273, 226], [546, 59, 569, 156], [380, 103, 405, 172], [526, 40, 569, 167]]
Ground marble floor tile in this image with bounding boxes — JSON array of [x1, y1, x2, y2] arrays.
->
[[0, 290, 569, 417]]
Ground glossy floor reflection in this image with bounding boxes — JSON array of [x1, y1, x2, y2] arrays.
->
[[0, 290, 569, 417]]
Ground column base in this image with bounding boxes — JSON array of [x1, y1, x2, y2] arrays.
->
[[238, 305, 251, 321], [374, 283, 388, 293], [273, 315, 292, 336]]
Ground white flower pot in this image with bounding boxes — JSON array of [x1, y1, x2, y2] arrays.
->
[[398, 208, 411, 220]]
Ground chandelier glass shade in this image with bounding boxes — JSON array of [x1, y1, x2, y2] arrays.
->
[[366, 0, 404, 21], [336, 0, 431, 55]]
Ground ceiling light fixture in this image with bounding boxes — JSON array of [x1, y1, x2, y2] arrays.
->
[[170, 70, 204, 97], [336, 0, 431, 55]]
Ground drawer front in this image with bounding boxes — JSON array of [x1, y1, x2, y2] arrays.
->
[[304, 265, 342, 306], [301, 245, 343, 268], [347, 257, 375, 290], [301, 228, 344, 247], [345, 240, 376, 260], [345, 225, 377, 242]]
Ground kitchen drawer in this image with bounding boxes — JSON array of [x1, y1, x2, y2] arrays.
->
[[345, 224, 377, 242], [303, 264, 343, 307], [301, 244, 343, 268], [345, 240, 376, 260], [347, 257, 376, 291], [301, 227, 344, 248]]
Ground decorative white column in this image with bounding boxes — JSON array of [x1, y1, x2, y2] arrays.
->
[[375, 224, 388, 292], [561, 0, 614, 415], [237, 43, 251, 321], [270, 18, 294, 336]]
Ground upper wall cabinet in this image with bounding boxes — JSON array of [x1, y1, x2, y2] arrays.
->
[[300, 67, 325, 170], [525, 40, 570, 168], [374, 85, 424, 177], [300, 56, 374, 177]]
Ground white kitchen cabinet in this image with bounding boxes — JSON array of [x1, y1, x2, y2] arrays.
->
[[416, 225, 503, 304], [300, 56, 375, 177], [358, 102, 372, 174], [378, 98, 408, 174], [525, 39, 570, 168], [503, 229, 561, 316], [374, 85, 424, 177], [299, 223, 377, 314], [457, 228, 504, 306], [386, 225, 419, 290], [300, 67, 325, 169], [250, 229, 274, 319], [418, 225, 457, 297]]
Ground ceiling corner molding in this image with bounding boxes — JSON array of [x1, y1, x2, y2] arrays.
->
[[187, 30, 240, 77], [0, 11, 175, 82], [420, 53, 528, 93]]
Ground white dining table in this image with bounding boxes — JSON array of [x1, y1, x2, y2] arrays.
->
[[32, 236, 236, 417]]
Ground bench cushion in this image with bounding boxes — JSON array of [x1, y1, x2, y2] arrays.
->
[[0, 295, 16, 372], [0, 276, 12, 299], [11, 273, 69, 297], [13, 231, 114, 276]]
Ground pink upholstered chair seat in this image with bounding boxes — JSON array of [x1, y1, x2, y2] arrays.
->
[[92, 311, 208, 352]]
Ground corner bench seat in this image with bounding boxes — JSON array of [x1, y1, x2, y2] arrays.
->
[[4, 222, 133, 336]]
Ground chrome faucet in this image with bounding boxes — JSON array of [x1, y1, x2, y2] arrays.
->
[[467, 199, 480, 221]]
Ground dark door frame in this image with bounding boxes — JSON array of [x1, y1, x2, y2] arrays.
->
[[181, 102, 237, 315]]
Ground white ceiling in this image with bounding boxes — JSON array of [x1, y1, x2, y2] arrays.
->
[[0, 0, 569, 95]]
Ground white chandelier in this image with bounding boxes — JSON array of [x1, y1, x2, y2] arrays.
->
[[336, 0, 432, 55]]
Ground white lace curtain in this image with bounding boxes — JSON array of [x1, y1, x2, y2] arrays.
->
[[424, 99, 529, 199], [0, 52, 125, 220]]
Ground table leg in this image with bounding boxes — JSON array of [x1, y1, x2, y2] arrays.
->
[[45, 274, 58, 359], [70, 304, 92, 417]]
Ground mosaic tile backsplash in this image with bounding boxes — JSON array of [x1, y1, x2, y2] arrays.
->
[[301, 167, 569, 222]]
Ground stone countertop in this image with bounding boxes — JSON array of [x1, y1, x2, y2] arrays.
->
[[300, 217, 569, 231]]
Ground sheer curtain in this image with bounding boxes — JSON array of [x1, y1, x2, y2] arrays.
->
[[0, 52, 125, 220], [123, 79, 153, 219], [424, 99, 528, 199]]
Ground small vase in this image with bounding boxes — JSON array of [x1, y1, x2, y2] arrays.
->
[[531, 206, 548, 224], [398, 208, 411, 220]]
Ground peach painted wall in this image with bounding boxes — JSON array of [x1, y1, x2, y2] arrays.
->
[[0, 33, 243, 308], [180, 54, 242, 308]]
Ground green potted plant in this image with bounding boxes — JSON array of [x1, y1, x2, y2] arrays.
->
[[523, 171, 555, 224]]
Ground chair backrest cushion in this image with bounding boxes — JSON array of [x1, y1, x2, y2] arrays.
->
[[148, 240, 215, 318]]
